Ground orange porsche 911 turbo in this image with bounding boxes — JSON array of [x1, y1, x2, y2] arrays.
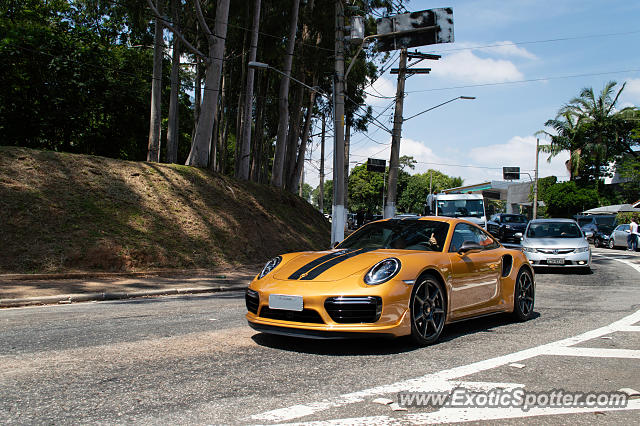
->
[[246, 216, 535, 346]]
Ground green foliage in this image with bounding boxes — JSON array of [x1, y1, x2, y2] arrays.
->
[[397, 169, 463, 214], [542, 181, 599, 218], [616, 212, 640, 224], [348, 165, 384, 214]]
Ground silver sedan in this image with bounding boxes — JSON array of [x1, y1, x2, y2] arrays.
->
[[521, 219, 591, 270]]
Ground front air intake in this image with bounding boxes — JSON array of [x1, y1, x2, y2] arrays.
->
[[324, 296, 382, 323]]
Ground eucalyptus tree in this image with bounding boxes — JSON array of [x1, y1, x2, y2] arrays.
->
[[147, 0, 230, 167]]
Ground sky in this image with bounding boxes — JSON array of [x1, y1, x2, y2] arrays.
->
[[302, 0, 640, 191]]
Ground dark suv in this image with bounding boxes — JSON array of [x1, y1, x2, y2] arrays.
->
[[575, 215, 617, 246], [487, 213, 528, 243]]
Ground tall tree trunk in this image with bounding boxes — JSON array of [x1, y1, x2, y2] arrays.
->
[[319, 114, 325, 213], [238, 0, 261, 180], [166, 0, 181, 164], [185, 0, 230, 168], [270, 0, 301, 187], [250, 72, 267, 182], [290, 76, 317, 193], [215, 70, 227, 173], [147, 0, 163, 162], [285, 80, 305, 190]]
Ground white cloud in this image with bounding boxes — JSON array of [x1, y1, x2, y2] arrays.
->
[[620, 78, 640, 106], [431, 50, 524, 84], [366, 76, 396, 106], [452, 41, 537, 60], [468, 136, 570, 181]]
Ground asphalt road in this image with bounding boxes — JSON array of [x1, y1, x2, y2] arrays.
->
[[1, 248, 639, 425]]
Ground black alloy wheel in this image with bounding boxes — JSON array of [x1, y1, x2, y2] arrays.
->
[[410, 276, 446, 346], [513, 268, 534, 321]]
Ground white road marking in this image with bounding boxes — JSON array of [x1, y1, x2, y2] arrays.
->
[[544, 347, 640, 359], [250, 310, 640, 423], [287, 400, 640, 425], [592, 253, 640, 274]]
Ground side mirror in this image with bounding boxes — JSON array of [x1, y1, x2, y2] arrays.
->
[[457, 241, 483, 254]]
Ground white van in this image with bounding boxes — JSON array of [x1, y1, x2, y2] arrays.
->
[[431, 193, 487, 229]]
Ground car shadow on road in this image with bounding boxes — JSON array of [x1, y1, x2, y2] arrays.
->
[[533, 267, 593, 275], [250, 312, 540, 356]]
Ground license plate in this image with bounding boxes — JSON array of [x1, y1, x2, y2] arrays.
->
[[547, 258, 565, 265], [269, 294, 303, 311]]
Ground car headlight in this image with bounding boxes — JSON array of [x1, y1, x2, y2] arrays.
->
[[574, 247, 590, 253], [364, 258, 401, 285], [259, 256, 282, 279], [505, 225, 512, 229], [522, 247, 537, 253]]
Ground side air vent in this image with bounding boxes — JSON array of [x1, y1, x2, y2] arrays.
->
[[245, 289, 259, 314], [501, 255, 513, 277]]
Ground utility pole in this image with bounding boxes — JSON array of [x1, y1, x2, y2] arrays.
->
[[331, 0, 345, 244], [384, 48, 407, 218], [533, 138, 539, 219], [319, 115, 325, 213]]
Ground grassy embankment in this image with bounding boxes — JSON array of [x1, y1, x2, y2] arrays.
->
[[0, 146, 330, 274]]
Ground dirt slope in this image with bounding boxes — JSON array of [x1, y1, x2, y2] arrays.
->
[[0, 147, 330, 274]]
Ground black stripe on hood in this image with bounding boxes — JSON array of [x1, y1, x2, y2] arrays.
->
[[287, 249, 351, 280], [299, 248, 374, 281]]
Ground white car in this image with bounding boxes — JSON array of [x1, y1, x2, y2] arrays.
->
[[521, 219, 591, 271]]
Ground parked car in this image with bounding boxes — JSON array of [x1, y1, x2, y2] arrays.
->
[[607, 224, 638, 250], [575, 214, 616, 244], [487, 213, 528, 243], [592, 230, 611, 248], [521, 219, 591, 270]]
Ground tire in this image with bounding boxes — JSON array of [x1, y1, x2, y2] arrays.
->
[[594, 238, 600, 248], [410, 275, 446, 346], [608, 239, 615, 249], [512, 268, 535, 321]]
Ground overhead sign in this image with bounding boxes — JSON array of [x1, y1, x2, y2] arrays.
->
[[375, 8, 454, 52], [367, 158, 386, 173], [503, 167, 520, 180]]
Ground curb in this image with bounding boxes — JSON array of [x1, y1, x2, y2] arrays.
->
[[0, 284, 248, 308], [0, 269, 238, 282]]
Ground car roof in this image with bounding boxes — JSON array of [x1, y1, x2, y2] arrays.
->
[[529, 218, 577, 223]]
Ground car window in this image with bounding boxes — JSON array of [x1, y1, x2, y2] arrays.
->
[[594, 216, 616, 226], [576, 217, 592, 227], [503, 214, 527, 223], [449, 223, 499, 252], [337, 220, 450, 252], [526, 222, 582, 238]]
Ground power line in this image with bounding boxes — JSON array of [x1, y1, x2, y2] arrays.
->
[[405, 67, 640, 93]]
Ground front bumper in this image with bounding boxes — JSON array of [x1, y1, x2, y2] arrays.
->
[[245, 278, 412, 338], [523, 249, 591, 267]]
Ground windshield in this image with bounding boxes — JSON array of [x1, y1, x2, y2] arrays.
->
[[337, 220, 450, 252], [436, 199, 484, 218], [526, 222, 582, 239], [576, 218, 592, 227], [594, 216, 616, 226], [502, 214, 527, 223]]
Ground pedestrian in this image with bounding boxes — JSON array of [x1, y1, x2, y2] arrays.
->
[[628, 218, 639, 251]]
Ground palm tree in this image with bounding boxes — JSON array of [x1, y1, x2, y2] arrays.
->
[[538, 81, 637, 183]]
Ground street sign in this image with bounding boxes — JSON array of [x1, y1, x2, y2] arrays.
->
[[503, 167, 520, 180], [367, 158, 386, 173], [375, 8, 454, 52]]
